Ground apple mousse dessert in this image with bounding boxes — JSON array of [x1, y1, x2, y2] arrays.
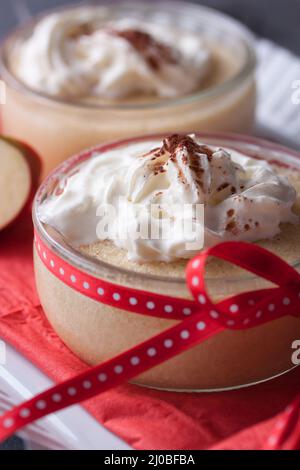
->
[[33, 133, 300, 391], [1, 2, 256, 176]]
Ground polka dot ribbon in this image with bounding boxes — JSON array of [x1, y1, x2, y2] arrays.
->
[[0, 234, 300, 447]]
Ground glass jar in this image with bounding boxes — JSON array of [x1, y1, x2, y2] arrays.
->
[[0, 1, 256, 178], [33, 133, 300, 392]]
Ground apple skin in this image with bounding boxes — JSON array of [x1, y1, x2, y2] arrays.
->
[[1, 136, 42, 188], [0, 136, 43, 231]]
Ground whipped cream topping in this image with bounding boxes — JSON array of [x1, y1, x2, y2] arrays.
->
[[13, 7, 211, 99], [39, 134, 298, 263]]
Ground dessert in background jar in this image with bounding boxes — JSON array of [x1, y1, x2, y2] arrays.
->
[[33, 133, 300, 391], [0, 2, 256, 176]]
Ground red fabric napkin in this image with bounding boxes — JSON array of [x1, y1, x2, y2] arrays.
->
[[0, 212, 299, 450]]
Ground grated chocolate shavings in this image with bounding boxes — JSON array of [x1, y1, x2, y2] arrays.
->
[[143, 147, 161, 159], [162, 134, 214, 160], [225, 220, 238, 235], [152, 163, 166, 175], [69, 23, 95, 39], [112, 29, 179, 70], [217, 182, 230, 192], [145, 134, 216, 191], [162, 135, 214, 189]]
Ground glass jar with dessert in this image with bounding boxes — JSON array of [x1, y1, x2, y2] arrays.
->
[[33, 132, 300, 392], [0, 1, 256, 177]]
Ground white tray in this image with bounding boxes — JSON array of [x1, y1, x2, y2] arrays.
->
[[0, 344, 130, 450]]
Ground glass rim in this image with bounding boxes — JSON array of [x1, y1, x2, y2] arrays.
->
[[0, 0, 256, 111], [33, 132, 300, 287]]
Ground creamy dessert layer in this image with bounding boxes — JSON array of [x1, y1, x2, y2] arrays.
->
[[39, 134, 299, 276], [11, 6, 240, 102], [80, 167, 300, 280]]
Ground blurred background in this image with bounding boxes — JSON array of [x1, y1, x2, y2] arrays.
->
[[0, 0, 299, 451], [0, 0, 300, 54]]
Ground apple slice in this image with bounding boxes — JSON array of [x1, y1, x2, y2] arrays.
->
[[0, 136, 42, 231]]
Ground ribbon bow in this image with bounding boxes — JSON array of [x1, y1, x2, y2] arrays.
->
[[0, 239, 300, 448]]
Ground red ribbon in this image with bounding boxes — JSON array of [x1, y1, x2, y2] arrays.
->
[[0, 235, 300, 448]]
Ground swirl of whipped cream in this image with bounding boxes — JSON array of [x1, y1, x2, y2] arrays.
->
[[39, 134, 298, 262], [12, 7, 211, 99]]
